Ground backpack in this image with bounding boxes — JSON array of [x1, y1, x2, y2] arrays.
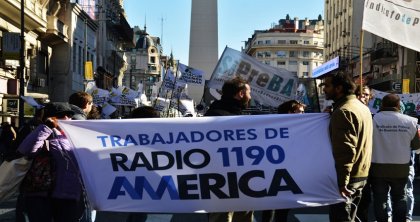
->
[[20, 140, 55, 193]]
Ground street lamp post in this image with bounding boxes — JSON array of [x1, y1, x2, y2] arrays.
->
[[129, 65, 135, 89], [19, 0, 25, 127]]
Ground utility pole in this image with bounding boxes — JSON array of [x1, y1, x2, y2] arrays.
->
[[19, 0, 25, 127], [85, 18, 88, 72]]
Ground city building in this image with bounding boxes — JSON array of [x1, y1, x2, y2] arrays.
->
[[324, 0, 374, 62], [0, 0, 56, 124], [49, 2, 97, 102], [243, 14, 324, 78], [123, 25, 163, 99], [0, 0, 134, 124], [95, 0, 134, 90]]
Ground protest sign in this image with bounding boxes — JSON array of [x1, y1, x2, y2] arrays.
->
[[59, 114, 342, 213], [369, 89, 420, 115], [208, 47, 298, 107], [363, 0, 420, 53]]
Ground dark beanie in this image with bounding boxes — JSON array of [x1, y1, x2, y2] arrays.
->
[[43, 102, 75, 118]]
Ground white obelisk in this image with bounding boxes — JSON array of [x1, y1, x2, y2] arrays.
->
[[188, 0, 218, 104]]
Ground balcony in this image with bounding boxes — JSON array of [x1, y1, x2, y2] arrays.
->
[[371, 44, 398, 65], [41, 15, 68, 45], [107, 13, 134, 47], [0, 0, 47, 31]]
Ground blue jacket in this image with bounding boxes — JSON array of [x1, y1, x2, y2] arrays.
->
[[18, 125, 82, 200]]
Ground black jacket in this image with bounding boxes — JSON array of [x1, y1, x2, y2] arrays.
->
[[204, 97, 243, 116], [70, 104, 87, 120]]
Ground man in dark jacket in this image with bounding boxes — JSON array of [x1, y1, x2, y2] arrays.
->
[[204, 77, 252, 222], [69, 92, 93, 120], [205, 77, 251, 117]]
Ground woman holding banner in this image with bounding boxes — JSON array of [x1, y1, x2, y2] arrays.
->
[[261, 100, 305, 222], [17, 102, 85, 222]]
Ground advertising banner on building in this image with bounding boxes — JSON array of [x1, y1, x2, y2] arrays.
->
[[85, 61, 94, 81], [59, 114, 343, 213], [363, 0, 420, 52]]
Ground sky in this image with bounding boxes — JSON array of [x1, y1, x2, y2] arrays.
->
[[124, 0, 324, 65]]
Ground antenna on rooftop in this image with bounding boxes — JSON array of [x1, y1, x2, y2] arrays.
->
[[161, 16, 164, 45], [144, 13, 147, 33]]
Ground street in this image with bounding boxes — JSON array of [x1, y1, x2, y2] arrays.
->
[[2, 178, 420, 222]]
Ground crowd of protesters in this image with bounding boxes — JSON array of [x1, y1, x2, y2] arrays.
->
[[1, 72, 420, 222]]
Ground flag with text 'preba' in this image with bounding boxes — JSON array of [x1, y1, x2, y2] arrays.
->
[[208, 47, 298, 107]]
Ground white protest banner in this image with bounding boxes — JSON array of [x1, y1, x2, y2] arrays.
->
[[178, 63, 205, 86], [369, 89, 420, 115], [109, 86, 137, 106], [208, 47, 298, 107], [109, 87, 123, 103], [122, 86, 141, 100], [362, 0, 420, 52], [91, 87, 110, 106], [101, 102, 117, 118], [59, 114, 342, 213], [85, 82, 97, 94], [179, 99, 196, 116], [153, 97, 170, 112], [162, 69, 176, 92]]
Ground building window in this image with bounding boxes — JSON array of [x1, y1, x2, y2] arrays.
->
[[148, 65, 157, 71], [276, 51, 287, 58], [38, 52, 47, 75], [277, 61, 286, 65], [278, 40, 286, 44], [304, 40, 310, 44], [265, 40, 271, 45], [290, 40, 298, 44], [303, 61, 309, 65], [289, 51, 297, 57], [264, 61, 270, 65], [257, 52, 263, 58], [291, 71, 298, 76], [314, 41, 318, 45], [150, 56, 156, 64], [289, 61, 298, 65], [79, 46, 82, 74], [264, 51, 271, 57], [72, 43, 77, 72], [303, 72, 309, 77], [257, 40, 263, 45], [302, 51, 310, 57]]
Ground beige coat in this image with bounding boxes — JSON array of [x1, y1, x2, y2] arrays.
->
[[330, 95, 373, 187]]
